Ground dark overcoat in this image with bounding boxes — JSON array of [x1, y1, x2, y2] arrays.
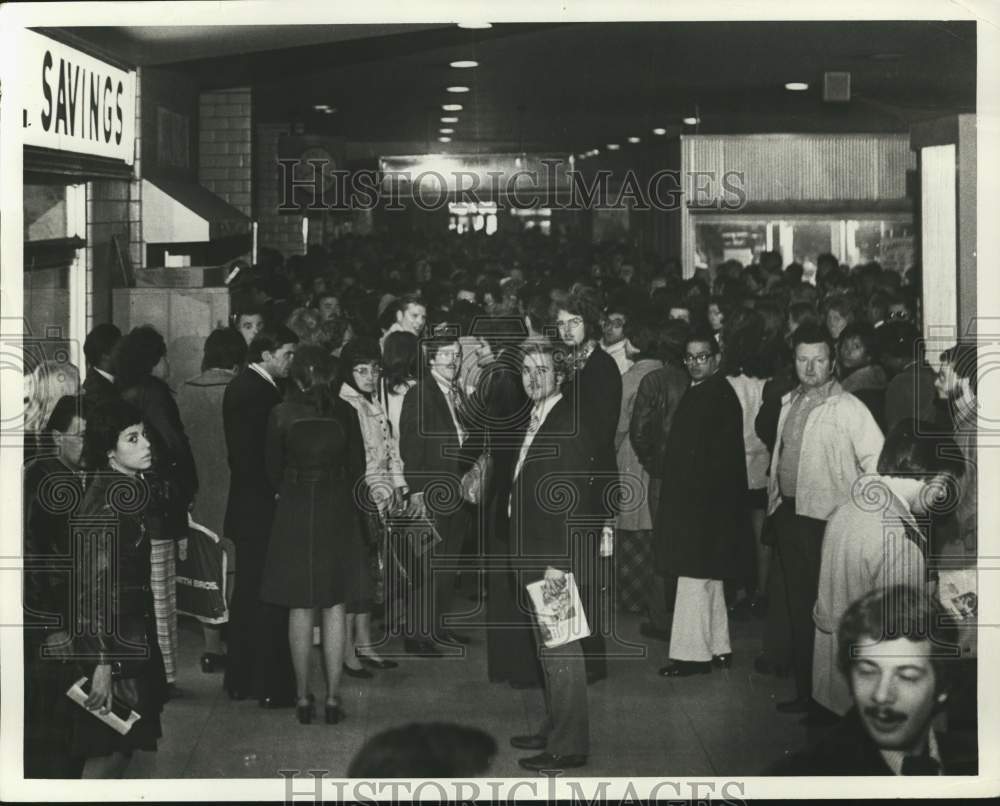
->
[[654, 370, 749, 579]]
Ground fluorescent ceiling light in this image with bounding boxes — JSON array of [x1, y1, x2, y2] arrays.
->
[[450, 60, 479, 68], [440, 128, 454, 134], [785, 82, 809, 91], [441, 116, 459, 123], [683, 116, 700, 125], [438, 136, 452, 143], [442, 104, 463, 111], [457, 22, 492, 29], [652, 127, 667, 135], [446, 86, 470, 93], [606, 143, 620, 151], [628, 136, 641, 143]]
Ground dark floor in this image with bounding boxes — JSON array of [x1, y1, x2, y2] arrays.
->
[[124, 596, 824, 779]]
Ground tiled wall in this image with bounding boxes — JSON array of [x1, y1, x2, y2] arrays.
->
[[199, 88, 253, 218], [255, 123, 305, 258]]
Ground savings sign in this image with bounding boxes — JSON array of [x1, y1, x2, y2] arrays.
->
[[21, 30, 136, 164]]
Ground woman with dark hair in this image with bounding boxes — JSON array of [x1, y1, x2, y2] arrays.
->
[[259, 345, 360, 725], [176, 328, 247, 674], [614, 313, 663, 614], [116, 325, 197, 689], [72, 398, 168, 778], [553, 286, 622, 683], [337, 338, 403, 675], [723, 309, 773, 617], [379, 331, 419, 440]]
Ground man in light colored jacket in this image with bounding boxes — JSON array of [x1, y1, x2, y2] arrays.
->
[[767, 323, 884, 718]]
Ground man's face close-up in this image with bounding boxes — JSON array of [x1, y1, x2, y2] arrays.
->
[[603, 313, 626, 346], [522, 352, 559, 402], [795, 341, 834, 389], [850, 636, 942, 753], [683, 340, 719, 383], [430, 342, 461, 383], [400, 304, 427, 336]]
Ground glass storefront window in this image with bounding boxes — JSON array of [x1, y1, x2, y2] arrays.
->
[[693, 214, 914, 281]]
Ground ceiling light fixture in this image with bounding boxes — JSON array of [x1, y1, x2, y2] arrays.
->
[[440, 128, 454, 134], [312, 104, 330, 111], [590, 149, 600, 156], [441, 116, 459, 123], [606, 143, 620, 151], [457, 22, 492, 29], [785, 82, 809, 91], [682, 116, 700, 125], [442, 104, 463, 111], [446, 86, 470, 93], [652, 127, 667, 135], [628, 136, 641, 144], [450, 60, 479, 68], [438, 136, 452, 143]]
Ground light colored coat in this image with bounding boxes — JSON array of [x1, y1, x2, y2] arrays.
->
[[767, 381, 884, 519], [812, 486, 927, 714], [615, 358, 662, 531], [340, 383, 406, 513]]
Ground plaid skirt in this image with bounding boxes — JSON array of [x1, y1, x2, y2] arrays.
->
[[616, 529, 656, 614], [150, 539, 178, 684]]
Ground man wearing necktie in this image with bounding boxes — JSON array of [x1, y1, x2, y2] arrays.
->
[[769, 585, 977, 776], [507, 342, 591, 773], [399, 332, 477, 654]]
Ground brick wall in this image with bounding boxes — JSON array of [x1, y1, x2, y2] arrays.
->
[[199, 88, 253, 218], [255, 122, 305, 258]]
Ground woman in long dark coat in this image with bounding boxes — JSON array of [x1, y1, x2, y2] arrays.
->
[[259, 346, 359, 725], [72, 398, 168, 777], [654, 332, 749, 676]]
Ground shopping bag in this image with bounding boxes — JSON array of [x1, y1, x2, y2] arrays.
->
[[525, 571, 591, 648], [175, 517, 229, 624]]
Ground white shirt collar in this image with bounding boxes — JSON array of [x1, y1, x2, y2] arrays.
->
[[95, 367, 115, 384], [249, 362, 278, 389], [880, 729, 941, 775]]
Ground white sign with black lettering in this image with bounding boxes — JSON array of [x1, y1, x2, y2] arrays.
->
[[20, 30, 136, 164]]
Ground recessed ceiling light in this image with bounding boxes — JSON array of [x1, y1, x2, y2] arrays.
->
[[442, 104, 463, 111], [590, 149, 600, 156], [312, 104, 330, 111], [785, 82, 809, 91], [438, 136, 452, 143], [446, 86, 470, 93], [457, 22, 492, 29], [652, 127, 667, 136], [441, 116, 459, 123], [628, 136, 641, 144], [450, 60, 479, 68], [606, 144, 620, 151], [440, 128, 454, 134], [683, 117, 700, 125]]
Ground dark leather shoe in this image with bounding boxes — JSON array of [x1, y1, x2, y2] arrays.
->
[[404, 639, 443, 658], [343, 663, 373, 680], [638, 622, 670, 641], [658, 660, 711, 677], [518, 752, 587, 772], [259, 694, 297, 709], [296, 701, 314, 725], [510, 734, 547, 750], [711, 653, 733, 669], [358, 656, 398, 670], [776, 696, 814, 714], [324, 699, 345, 724]]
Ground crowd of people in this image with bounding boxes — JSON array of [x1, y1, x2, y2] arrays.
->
[[21, 228, 979, 777]]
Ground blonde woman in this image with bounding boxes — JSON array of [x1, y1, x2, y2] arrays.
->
[[24, 359, 80, 461]]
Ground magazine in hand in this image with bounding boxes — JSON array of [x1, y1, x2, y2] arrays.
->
[[525, 571, 591, 648], [66, 677, 141, 735]]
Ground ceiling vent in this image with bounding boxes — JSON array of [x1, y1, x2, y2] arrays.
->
[[823, 71, 851, 103]]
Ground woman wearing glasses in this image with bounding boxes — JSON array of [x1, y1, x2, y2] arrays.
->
[[337, 338, 404, 676], [553, 287, 623, 684]]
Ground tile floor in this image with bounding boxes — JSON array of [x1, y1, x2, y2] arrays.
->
[[124, 605, 822, 779]]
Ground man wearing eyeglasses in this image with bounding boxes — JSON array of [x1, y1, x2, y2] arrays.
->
[[654, 331, 748, 677], [767, 323, 883, 719], [599, 300, 634, 375]]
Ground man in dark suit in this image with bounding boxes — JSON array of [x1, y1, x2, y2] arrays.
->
[[508, 341, 591, 773], [770, 585, 977, 776], [222, 324, 298, 706], [81, 323, 121, 403], [399, 332, 476, 655]]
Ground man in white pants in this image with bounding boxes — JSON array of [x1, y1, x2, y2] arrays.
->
[[653, 332, 749, 677]]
